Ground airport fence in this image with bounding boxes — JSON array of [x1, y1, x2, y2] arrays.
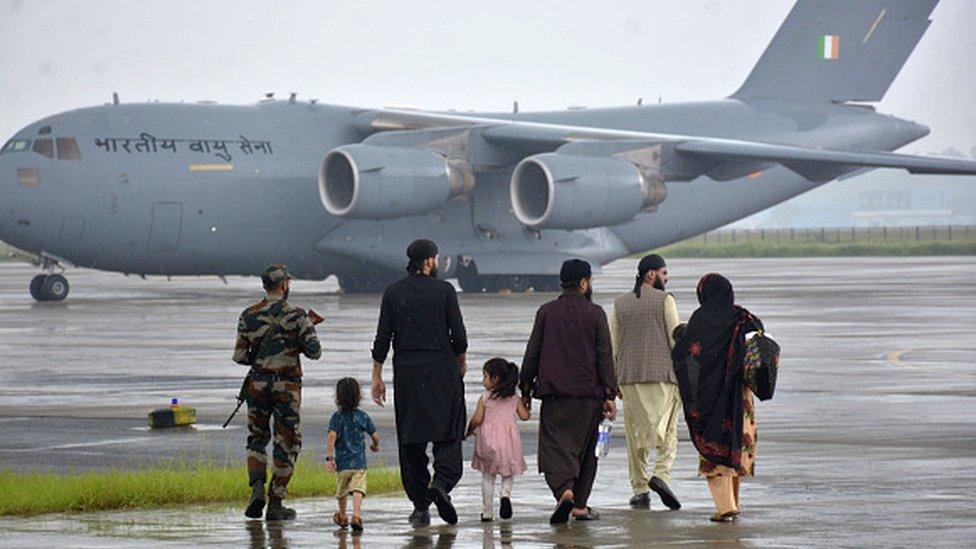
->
[[653, 225, 976, 257], [685, 225, 976, 246]]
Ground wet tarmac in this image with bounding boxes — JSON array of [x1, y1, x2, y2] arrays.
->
[[0, 257, 975, 546]]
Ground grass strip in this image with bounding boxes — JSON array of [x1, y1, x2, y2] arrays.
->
[[0, 461, 402, 517], [652, 240, 976, 258]]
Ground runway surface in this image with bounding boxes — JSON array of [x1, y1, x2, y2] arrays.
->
[[0, 257, 974, 546]]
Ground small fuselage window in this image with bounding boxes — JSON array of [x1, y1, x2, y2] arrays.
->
[[32, 138, 54, 158], [1, 139, 31, 154], [56, 138, 81, 160], [17, 167, 40, 187]]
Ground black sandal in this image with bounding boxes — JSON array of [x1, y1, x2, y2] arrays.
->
[[549, 497, 574, 525]]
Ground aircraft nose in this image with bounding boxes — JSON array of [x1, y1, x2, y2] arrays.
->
[[0, 156, 10, 236]]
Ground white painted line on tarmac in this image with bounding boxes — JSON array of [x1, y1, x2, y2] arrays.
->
[[0, 436, 157, 452], [884, 347, 976, 378]]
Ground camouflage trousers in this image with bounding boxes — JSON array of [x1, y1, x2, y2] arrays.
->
[[245, 373, 302, 500]]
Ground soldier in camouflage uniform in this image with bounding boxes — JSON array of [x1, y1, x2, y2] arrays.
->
[[233, 263, 322, 520]]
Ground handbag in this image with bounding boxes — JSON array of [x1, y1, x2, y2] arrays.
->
[[743, 330, 780, 401]]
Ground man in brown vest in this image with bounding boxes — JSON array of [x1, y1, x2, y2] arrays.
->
[[610, 254, 682, 510]]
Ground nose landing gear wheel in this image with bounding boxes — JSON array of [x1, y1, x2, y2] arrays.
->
[[29, 275, 46, 301], [29, 274, 70, 301], [42, 274, 70, 301]]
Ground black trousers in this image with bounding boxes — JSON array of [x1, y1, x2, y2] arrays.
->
[[398, 439, 463, 510], [538, 397, 604, 509]]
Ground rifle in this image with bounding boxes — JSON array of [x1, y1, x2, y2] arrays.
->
[[222, 373, 251, 428]]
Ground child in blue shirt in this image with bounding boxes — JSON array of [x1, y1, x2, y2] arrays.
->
[[326, 377, 379, 532]]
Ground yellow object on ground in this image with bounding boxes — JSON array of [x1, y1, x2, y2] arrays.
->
[[148, 406, 196, 428]]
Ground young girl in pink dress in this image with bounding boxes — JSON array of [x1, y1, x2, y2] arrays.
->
[[466, 358, 530, 522]]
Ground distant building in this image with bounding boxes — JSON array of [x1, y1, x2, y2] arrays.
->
[[852, 189, 973, 226]]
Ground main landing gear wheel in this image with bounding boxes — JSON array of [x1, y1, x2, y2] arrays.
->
[[457, 269, 562, 294], [337, 271, 401, 294], [29, 274, 70, 302]]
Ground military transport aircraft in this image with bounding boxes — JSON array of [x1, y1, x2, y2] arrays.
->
[[2, 0, 974, 301]]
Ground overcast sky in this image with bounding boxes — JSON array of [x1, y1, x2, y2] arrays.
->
[[1, 0, 973, 153]]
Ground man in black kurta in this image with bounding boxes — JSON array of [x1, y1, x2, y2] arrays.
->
[[371, 239, 467, 527], [520, 259, 619, 524]]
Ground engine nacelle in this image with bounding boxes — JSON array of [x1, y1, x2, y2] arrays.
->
[[319, 144, 471, 220], [510, 153, 666, 230]]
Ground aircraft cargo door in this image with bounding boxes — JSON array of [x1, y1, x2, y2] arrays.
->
[[147, 202, 183, 253]]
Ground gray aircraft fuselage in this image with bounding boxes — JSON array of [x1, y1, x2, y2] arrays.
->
[[0, 98, 927, 287]]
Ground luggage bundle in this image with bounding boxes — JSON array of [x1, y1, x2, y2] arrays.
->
[[743, 331, 780, 401]]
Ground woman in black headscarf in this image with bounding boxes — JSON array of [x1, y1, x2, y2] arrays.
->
[[672, 273, 763, 522]]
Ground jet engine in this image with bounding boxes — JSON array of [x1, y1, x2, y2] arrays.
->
[[510, 153, 666, 230], [319, 144, 472, 219]]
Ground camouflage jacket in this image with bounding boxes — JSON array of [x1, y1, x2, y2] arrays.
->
[[233, 297, 321, 377]]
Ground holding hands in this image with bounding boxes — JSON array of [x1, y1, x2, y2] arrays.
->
[[602, 398, 617, 421], [371, 361, 386, 407], [371, 377, 386, 407]]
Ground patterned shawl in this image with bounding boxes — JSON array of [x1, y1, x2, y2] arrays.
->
[[672, 273, 760, 470]]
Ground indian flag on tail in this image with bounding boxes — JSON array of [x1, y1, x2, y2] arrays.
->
[[819, 34, 840, 60]]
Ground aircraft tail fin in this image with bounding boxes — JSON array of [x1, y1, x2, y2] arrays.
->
[[732, 0, 938, 103]]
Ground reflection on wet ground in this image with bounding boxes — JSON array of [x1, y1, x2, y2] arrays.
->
[[0, 258, 975, 546]]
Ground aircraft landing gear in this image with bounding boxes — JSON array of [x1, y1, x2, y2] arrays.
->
[[30, 273, 70, 302], [456, 259, 561, 294], [337, 265, 402, 294], [28, 253, 70, 302], [29, 275, 45, 300]]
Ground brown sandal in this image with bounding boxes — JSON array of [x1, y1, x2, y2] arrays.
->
[[573, 507, 601, 521], [710, 511, 738, 523], [333, 512, 349, 528]]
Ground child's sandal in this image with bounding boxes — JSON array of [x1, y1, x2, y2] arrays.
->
[[333, 512, 349, 528], [350, 515, 363, 532]]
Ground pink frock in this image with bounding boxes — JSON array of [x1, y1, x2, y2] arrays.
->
[[471, 391, 527, 477]]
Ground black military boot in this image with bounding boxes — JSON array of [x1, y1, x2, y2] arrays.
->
[[244, 482, 265, 519], [265, 497, 297, 521]]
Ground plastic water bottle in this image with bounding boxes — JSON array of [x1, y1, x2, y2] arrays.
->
[[595, 418, 613, 458]]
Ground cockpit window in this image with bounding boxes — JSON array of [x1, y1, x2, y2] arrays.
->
[[1, 139, 31, 154], [32, 138, 54, 158], [56, 138, 81, 160]]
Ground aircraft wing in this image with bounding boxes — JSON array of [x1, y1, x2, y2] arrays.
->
[[361, 108, 976, 179], [674, 140, 976, 176]]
